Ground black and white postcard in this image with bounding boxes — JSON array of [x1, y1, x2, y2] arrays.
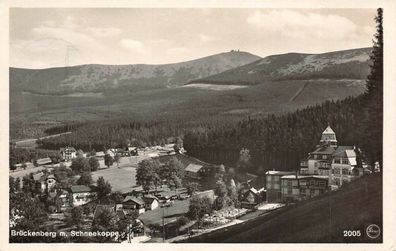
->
[[1, 0, 396, 250]]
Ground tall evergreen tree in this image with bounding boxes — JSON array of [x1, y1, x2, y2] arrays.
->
[[361, 8, 383, 170]]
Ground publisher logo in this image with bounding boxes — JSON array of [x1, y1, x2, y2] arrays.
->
[[366, 224, 381, 239]]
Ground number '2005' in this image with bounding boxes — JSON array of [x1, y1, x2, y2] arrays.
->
[[343, 230, 361, 237]]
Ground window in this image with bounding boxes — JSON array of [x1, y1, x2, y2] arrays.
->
[[274, 176, 279, 181], [314, 155, 318, 159], [300, 180, 307, 186], [342, 169, 350, 175], [310, 180, 315, 186], [266, 176, 271, 182], [334, 158, 341, 164], [319, 181, 326, 186], [322, 155, 328, 160], [342, 159, 349, 165], [292, 180, 298, 186]]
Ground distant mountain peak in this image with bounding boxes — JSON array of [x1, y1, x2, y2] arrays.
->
[[10, 51, 261, 95], [190, 47, 372, 85]]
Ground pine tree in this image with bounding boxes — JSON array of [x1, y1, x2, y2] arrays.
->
[[361, 8, 383, 170]]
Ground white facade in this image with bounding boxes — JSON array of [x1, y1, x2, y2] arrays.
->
[[300, 125, 361, 188], [331, 158, 354, 186], [60, 147, 77, 161], [71, 190, 97, 207], [147, 200, 159, 211]]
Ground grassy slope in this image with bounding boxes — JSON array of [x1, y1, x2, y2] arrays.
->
[[10, 79, 365, 140], [11, 80, 365, 122], [181, 174, 382, 243], [10, 51, 261, 94]]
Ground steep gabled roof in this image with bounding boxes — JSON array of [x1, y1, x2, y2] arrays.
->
[[345, 149, 357, 158], [123, 196, 145, 205], [312, 146, 336, 155], [60, 147, 76, 152], [320, 125, 337, 142], [185, 164, 203, 173], [333, 146, 354, 157], [322, 126, 335, 134], [142, 196, 159, 204]]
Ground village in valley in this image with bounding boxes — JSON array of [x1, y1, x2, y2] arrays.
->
[[9, 124, 377, 243]]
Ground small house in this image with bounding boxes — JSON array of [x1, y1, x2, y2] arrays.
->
[[31, 172, 57, 193], [185, 164, 203, 179], [142, 195, 160, 211], [106, 149, 116, 158], [32, 172, 46, 192], [122, 196, 145, 214], [70, 185, 97, 207], [60, 147, 77, 161], [241, 188, 266, 208], [95, 151, 105, 159]]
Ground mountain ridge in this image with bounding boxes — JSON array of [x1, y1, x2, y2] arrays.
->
[[189, 47, 372, 85], [10, 51, 261, 95]]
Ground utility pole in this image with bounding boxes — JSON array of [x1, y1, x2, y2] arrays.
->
[[162, 207, 165, 242], [162, 204, 170, 242]]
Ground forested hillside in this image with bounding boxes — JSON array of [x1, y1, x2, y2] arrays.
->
[[183, 96, 366, 172]]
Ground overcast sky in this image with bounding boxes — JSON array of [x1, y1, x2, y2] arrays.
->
[[10, 8, 377, 69]]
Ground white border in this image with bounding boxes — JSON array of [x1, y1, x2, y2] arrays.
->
[[1, 1, 395, 251]]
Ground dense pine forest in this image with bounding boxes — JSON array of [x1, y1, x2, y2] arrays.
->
[[183, 96, 366, 172], [37, 119, 187, 151]]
